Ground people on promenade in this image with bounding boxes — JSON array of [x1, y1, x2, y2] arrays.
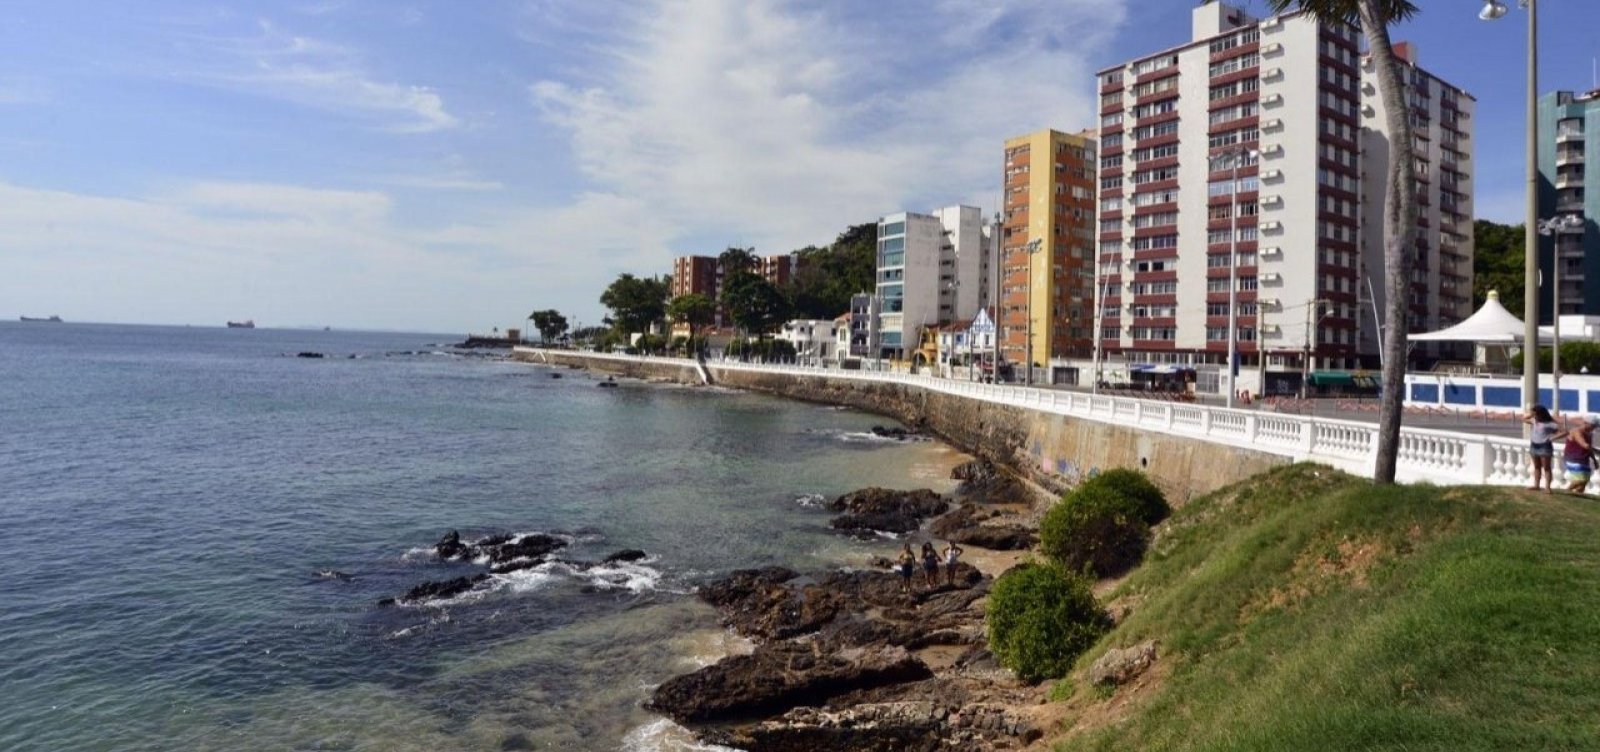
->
[[896, 543, 916, 594], [1523, 404, 1560, 492], [1559, 416, 1598, 494], [920, 542, 940, 588], [942, 541, 963, 586]]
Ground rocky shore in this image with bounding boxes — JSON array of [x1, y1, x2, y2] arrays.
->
[[648, 460, 1056, 751]]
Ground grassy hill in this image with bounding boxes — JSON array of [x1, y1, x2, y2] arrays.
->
[[1050, 464, 1600, 751]]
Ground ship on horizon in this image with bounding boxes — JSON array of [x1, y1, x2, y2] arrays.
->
[[226, 320, 255, 329], [20, 315, 63, 323]]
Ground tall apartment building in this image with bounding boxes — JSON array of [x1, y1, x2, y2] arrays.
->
[[1538, 89, 1599, 317], [1000, 129, 1097, 378], [875, 206, 993, 361], [761, 254, 800, 287], [1362, 42, 1475, 359], [670, 255, 723, 327], [1095, 2, 1473, 393]]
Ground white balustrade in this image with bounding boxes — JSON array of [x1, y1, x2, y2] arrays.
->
[[536, 351, 1558, 490]]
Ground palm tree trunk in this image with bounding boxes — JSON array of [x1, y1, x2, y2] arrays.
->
[[1358, 1, 1419, 484]]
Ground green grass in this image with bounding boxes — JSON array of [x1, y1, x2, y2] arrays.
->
[[1054, 464, 1600, 752]]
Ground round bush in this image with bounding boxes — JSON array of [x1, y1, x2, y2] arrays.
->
[[1079, 468, 1170, 525], [1039, 485, 1151, 578], [986, 561, 1112, 683]]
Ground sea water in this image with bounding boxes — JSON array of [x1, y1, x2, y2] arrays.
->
[[0, 323, 961, 751]]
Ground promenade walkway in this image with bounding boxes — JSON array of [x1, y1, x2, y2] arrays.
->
[[521, 349, 1556, 490]]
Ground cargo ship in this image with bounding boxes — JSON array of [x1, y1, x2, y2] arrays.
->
[[20, 315, 63, 323], [226, 320, 256, 329]]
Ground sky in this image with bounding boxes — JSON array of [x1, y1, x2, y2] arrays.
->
[[2, 0, 1599, 334]]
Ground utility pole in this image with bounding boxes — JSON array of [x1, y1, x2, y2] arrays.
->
[[992, 211, 1002, 383], [1301, 298, 1329, 399], [1022, 238, 1044, 386]]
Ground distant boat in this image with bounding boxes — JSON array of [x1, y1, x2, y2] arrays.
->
[[227, 320, 256, 329], [20, 315, 63, 323]]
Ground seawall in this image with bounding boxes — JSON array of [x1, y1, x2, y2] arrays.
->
[[518, 349, 1286, 504]]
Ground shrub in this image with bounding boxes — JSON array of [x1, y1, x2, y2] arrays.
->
[[1040, 485, 1151, 578], [1079, 468, 1170, 525], [986, 561, 1112, 683]]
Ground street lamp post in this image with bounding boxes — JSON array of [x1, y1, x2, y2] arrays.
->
[[992, 211, 1002, 383], [1022, 238, 1045, 386], [1539, 214, 1585, 408], [1479, 0, 1540, 411], [1210, 146, 1258, 408]]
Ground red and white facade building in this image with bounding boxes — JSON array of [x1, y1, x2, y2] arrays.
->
[[1093, 2, 1473, 395]]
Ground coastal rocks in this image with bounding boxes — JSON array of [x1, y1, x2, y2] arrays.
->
[[432, 530, 567, 571], [1088, 640, 1158, 687], [951, 459, 1032, 507], [827, 488, 949, 536], [647, 643, 934, 724], [602, 549, 649, 564], [721, 702, 1043, 752], [381, 573, 490, 605], [927, 505, 1037, 551], [869, 425, 920, 441]]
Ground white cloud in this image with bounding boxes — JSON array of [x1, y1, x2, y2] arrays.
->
[[190, 20, 459, 133], [528, 0, 1128, 253]]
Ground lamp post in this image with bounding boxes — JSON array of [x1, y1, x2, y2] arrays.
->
[[1210, 146, 1258, 408], [991, 211, 1002, 383], [1539, 214, 1585, 407], [1479, 0, 1541, 412]]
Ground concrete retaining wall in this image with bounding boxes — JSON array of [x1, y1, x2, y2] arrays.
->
[[521, 350, 1286, 504]]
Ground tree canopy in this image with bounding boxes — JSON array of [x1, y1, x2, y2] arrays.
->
[[599, 273, 670, 336], [527, 309, 570, 344], [723, 273, 793, 337], [667, 293, 716, 332], [1473, 219, 1525, 315], [789, 223, 877, 320]]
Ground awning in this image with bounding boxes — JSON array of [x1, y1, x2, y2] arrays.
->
[[1309, 371, 1353, 386]]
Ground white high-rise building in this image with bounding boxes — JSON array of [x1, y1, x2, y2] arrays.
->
[[875, 206, 994, 361], [1094, 2, 1473, 395]]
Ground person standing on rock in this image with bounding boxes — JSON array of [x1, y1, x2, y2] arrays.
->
[[896, 543, 916, 594], [920, 542, 940, 588], [942, 541, 963, 586]]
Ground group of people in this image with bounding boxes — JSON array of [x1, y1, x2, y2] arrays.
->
[[1522, 404, 1599, 493], [895, 541, 962, 593]]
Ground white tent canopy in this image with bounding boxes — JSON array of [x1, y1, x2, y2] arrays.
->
[[1409, 291, 1553, 344]]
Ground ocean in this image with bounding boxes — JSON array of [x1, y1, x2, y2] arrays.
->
[[0, 323, 963, 751]]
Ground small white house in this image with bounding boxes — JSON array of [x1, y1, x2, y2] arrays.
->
[[779, 319, 840, 363]]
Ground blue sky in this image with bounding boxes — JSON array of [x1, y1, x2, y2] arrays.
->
[[2, 0, 1598, 333]]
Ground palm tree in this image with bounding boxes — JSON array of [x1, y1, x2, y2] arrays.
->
[[1266, 0, 1418, 484]]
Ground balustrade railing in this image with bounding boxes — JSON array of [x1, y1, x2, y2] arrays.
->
[[521, 349, 1551, 489]]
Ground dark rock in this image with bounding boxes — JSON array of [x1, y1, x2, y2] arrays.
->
[[950, 460, 1031, 506], [699, 567, 800, 610], [389, 574, 489, 604], [646, 642, 933, 724], [295, 351, 325, 358], [928, 505, 1037, 551], [499, 732, 533, 751], [435, 530, 469, 561], [475, 533, 514, 548], [485, 533, 566, 564], [602, 549, 648, 564], [826, 488, 948, 535], [869, 425, 918, 441]]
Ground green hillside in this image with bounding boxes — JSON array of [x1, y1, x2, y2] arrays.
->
[[1052, 465, 1600, 751]]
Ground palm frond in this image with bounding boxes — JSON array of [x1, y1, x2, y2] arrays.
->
[[1263, 0, 1418, 25]]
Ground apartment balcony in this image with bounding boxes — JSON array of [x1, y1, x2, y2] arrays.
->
[[1558, 125, 1586, 144], [1557, 147, 1586, 167], [1556, 171, 1585, 190]]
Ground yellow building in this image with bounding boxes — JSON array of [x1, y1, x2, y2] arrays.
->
[[1000, 129, 1097, 379]]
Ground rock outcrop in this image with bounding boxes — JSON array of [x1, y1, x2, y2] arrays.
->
[[1088, 640, 1158, 687], [647, 643, 934, 724], [927, 505, 1037, 551], [827, 488, 949, 536]]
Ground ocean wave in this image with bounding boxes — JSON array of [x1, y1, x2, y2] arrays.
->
[[792, 493, 828, 508], [621, 718, 744, 752]]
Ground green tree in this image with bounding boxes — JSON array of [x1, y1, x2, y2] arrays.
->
[[599, 273, 670, 340], [722, 273, 793, 340], [1267, 0, 1418, 484], [718, 246, 759, 279], [986, 561, 1112, 683], [789, 223, 878, 319], [526, 309, 570, 345], [1474, 219, 1525, 314], [667, 293, 716, 354]]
